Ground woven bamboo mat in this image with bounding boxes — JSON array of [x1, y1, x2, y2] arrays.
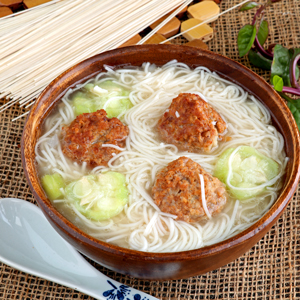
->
[[1, 0, 300, 299]]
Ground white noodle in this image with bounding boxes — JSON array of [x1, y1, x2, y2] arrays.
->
[[199, 174, 211, 219], [35, 62, 287, 252], [102, 144, 126, 151]]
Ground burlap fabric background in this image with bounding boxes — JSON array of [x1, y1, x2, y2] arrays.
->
[[1, 0, 299, 299]]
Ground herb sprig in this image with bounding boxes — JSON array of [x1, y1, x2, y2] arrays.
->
[[237, 0, 300, 129]]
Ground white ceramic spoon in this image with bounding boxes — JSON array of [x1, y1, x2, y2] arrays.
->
[[0, 198, 158, 300]]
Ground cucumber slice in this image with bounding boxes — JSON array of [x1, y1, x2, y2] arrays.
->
[[97, 171, 125, 186], [214, 146, 279, 200], [72, 92, 97, 116], [71, 81, 133, 117], [96, 81, 133, 118], [83, 83, 95, 93], [97, 81, 126, 95], [65, 172, 128, 221], [105, 97, 133, 118], [41, 173, 65, 201]]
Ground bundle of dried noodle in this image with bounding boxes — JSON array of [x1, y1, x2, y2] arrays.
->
[[0, 0, 190, 115]]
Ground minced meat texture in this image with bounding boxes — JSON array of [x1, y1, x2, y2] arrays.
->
[[152, 157, 227, 223], [157, 93, 227, 152], [61, 109, 129, 167]]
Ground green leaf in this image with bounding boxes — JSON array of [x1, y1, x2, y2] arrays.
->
[[237, 25, 257, 57], [287, 101, 300, 131], [280, 92, 300, 131], [248, 49, 272, 70], [257, 20, 269, 46], [271, 44, 299, 86], [273, 75, 284, 91], [239, 1, 259, 11]]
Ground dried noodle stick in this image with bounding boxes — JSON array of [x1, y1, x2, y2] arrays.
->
[[0, 0, 188, 114]]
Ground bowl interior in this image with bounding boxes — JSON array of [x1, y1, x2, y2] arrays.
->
[[22, 44, 300, 264]]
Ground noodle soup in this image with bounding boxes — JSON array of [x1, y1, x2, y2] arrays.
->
[[35, 61, 287, 253]]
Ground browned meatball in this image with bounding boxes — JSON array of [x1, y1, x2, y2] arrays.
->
[[157, 93, 227, 152], [152, 157, 227, 223], [61, 109, 129, 167]]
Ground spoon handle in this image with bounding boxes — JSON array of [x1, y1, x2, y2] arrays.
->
[[75, 273, 159, 300], [1, 256, 158, 300], [62, 255, 159, 300], [1, 249, 158, 300], [0, 198, 159, 300]]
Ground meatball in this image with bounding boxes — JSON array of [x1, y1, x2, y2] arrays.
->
[[157, 93, 227, 152], [61, 109, 129, 167], [152, 157, 227, 223]]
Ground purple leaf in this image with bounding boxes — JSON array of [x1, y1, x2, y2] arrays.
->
[[290, 53, 300, 89], [251, 6, 265, 25], [254, 36, 273, 59], [267, 44, 276, 55], [281, 86, 300, 96]]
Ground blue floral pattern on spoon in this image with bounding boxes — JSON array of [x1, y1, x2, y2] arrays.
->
[[103, 280, 150, 300]]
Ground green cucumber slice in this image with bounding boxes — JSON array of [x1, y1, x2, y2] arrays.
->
[[214, 146, 279, 200], [105, 97, 133, 118], [97, 81, 127, 95], [41, 173, 65, 201], [65, 172, 128, 221], [72, 92, 97, 116], [71, 81, 133, 117], [96, 81, 132, 118]]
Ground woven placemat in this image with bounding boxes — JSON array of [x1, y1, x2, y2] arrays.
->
[[1, 0, 300, 299]]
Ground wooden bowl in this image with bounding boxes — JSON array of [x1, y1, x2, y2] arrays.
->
[[21, 45, 300, 280]]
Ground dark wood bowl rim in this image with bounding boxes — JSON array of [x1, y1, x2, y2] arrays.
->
[[22, 44, 300, 262]]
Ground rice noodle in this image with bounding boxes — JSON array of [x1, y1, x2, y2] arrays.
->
[[35, 61, 286, 252], [199, 174, 211, 219], [101, 144, 126, 151]]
